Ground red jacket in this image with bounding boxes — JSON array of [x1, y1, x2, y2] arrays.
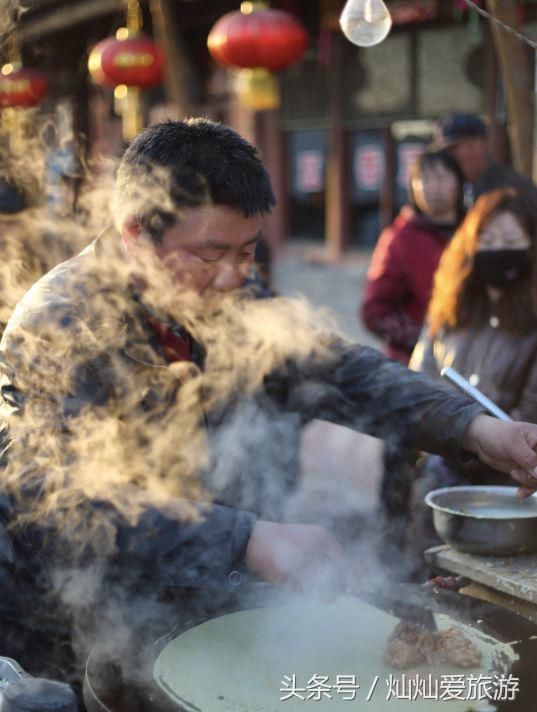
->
[[361, 206, 454, 364]]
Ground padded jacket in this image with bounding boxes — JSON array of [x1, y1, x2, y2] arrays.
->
[[0, 230, 483, 600]]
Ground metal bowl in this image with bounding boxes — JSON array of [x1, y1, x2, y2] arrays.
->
[[425, 485, 537, 555]]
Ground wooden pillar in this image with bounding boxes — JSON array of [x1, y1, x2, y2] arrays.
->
[[72, 66, 90, 208], [486, 0, 534, 177], [482, 23, 505, 164], [325, 32, 349, 259], [379, 127, 395, 230], [255, 109, 287, 253], [227, 86, 257, 145], [150, 0, 193, 115]]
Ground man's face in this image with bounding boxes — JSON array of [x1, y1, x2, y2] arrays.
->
[[129, 205, 264, 297], [447, 136, 488, 184]]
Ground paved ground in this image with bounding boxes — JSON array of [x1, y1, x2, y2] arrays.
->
[[272, 241, 384, 517], [273, 241, 380, 347]]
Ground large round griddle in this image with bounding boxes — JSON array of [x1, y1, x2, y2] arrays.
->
[[83, 585, 537, 712]]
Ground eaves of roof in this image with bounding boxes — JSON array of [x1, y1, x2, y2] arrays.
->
[[20, 0, 122, 41]]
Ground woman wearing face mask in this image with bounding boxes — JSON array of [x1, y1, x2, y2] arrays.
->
[[405, 188, 537, 578], [361, 150, 465, 365]]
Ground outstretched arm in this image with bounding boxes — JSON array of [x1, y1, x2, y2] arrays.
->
[[266, 340, 537, 492], [266, 341, 483, 460]]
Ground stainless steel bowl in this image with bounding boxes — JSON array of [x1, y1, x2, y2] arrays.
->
[[425, 486, 537, 556]]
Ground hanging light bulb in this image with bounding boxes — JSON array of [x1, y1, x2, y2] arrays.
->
[[339, 0, 392, 47]]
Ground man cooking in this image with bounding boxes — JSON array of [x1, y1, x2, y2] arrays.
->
[[1, 119, 537, 682]]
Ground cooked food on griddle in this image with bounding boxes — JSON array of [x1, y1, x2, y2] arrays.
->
[[383, 621, 482, 670], [439, 626, 483, 668], [383, 621, 436, 669]]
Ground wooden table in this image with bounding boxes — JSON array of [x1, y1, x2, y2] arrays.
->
[[425, 545, 537, 623]]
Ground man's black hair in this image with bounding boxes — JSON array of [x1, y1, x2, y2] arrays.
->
[[115, 118, 276, 240]]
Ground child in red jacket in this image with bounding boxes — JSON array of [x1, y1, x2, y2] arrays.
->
[[361, 150, 465, 364]]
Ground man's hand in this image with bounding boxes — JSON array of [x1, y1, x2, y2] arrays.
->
[[461, 414, 537, 497], [244, 520, 360, 600]]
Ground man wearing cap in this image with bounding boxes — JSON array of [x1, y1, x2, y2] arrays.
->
[[433, 113, 537, 208]]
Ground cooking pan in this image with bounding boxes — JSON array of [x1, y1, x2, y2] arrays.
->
[[83, 582, 537, 712], [426, 486, 537, 555]]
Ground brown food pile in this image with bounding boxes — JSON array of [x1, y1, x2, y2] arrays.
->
[[383, 621, 482, 670]]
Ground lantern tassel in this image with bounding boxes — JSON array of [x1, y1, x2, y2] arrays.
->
[[2, 106, 25, 156], [122, 86, 144, 142], [234, 68, 279, 111]]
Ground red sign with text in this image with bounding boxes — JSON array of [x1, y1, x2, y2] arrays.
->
[[296, 150, 324, 193], [354, 145, 384, 192]]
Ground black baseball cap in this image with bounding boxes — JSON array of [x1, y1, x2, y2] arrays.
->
[[432, 113, 487, 149]]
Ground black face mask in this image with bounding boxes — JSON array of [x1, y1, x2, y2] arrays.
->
[[473, 249, 531, 289]]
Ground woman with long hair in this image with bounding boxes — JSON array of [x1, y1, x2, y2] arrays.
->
[[407, 188, 537, 577], [411, 188, 537, 412], [362, 149, 465, 365]]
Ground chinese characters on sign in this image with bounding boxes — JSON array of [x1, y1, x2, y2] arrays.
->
[[353, 144, 385, 193], [295, 150, 325, 193], [290, 130, 326, 197], [280, 673, 519, 703]]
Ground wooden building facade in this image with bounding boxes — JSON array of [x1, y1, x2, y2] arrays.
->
[[9, 0, 537, 253]]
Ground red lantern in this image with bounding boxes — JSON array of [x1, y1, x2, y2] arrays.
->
[[88, 34, 163, 89], [0, 64, 48, 108], [207, 3, 309, 72]]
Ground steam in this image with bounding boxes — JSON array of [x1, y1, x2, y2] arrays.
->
[[0, 18, 400, 696], [0, 182, 399, 686], [0, 143, 403, 691], [0, 0, 24, 40]]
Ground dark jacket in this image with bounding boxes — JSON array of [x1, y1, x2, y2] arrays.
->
[[410, 319, 537, 424], [470, 161, 537, 208], [0, 230, 483, 673], [361, 207, 453, 364]]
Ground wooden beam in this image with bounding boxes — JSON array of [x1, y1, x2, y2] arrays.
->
[[325, 32, 349, 258], [486, 0, 534, 177], [149, 0, 194, 115], [255, 109, 288, 253], [20, 0, 121, 41]]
